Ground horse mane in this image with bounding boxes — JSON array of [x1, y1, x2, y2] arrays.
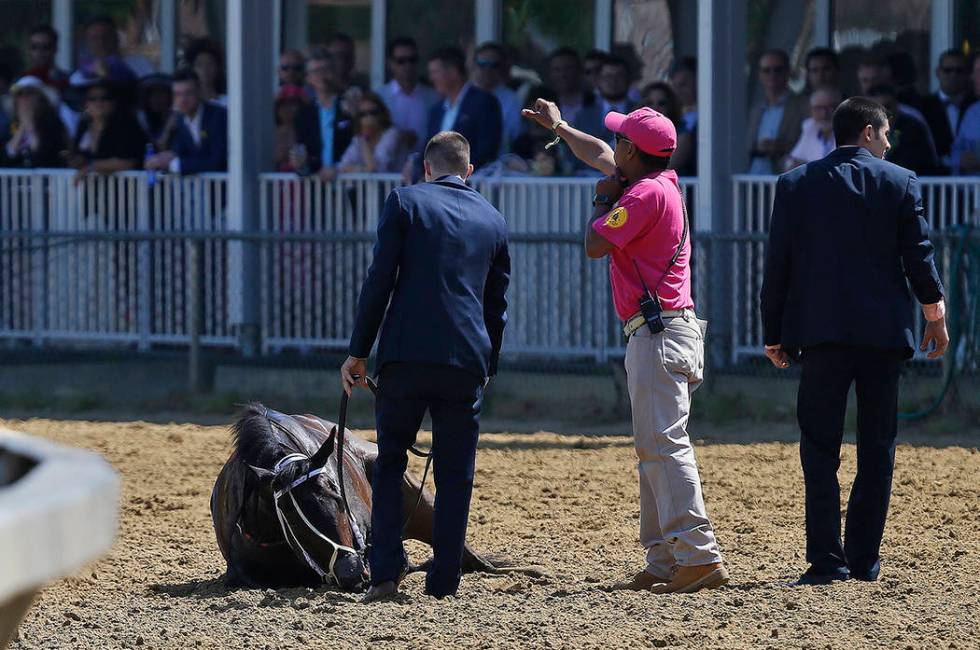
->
[[231, 402, 318, 470]]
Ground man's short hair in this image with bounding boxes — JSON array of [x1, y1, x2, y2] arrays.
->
[[428, 47, 467, 76], [805, 47, 839, 70], [635, 148, 671, 171], [938, 48, 967, 67], [308, 46, 330, 64], [327, 33, 354, 50], [670, 55, 697, 77], [29, 24, 58, 45], [387, 36, 417, 58], [547, 47, 580, 65], [424, 131, 470, 175], [832, 97, 890, 145], [759, 48, 790, 69], [584, 49, 608, 65], [476, 41, 506, 58], [172, 68, 201, 86], [600, 55, 629, 75], [84, 14, 117, 32]]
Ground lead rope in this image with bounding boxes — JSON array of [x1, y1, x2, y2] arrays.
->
[[350, 375, 434, 533]]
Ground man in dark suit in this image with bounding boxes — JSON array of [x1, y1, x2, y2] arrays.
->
[[292, 47, 354, 179], [425, 47, 502, 170], [761, 97, 948, 585], [342, 131, 510, 602], [914, 49, 976, 169], [145, 69, 227, 173]]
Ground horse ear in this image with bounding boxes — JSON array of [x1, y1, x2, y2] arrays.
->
[[247, 464, 276, 482]]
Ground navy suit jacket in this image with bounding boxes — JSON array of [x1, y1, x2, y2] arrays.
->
[[349, 176, 510, 379], [294, 99, 354, 172], [761, 146, 944, 358], [427, 85, 502, 169], [172, 102, 228, 173]]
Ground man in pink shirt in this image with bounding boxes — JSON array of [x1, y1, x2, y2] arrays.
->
[[523, 103, 728, 594]]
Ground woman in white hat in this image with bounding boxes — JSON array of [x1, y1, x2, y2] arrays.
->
[[1, 76, 68, 168]]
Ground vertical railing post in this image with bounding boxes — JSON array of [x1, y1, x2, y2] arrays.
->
[[187, 238, 206, 394], [30, 172, 46, 346], [137, 174, 152, 350]]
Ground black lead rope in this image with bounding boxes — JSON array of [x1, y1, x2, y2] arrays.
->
[[330, 375, 434, 540]]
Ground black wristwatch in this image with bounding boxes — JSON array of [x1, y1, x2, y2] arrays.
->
[[593, 193, 612, 207]]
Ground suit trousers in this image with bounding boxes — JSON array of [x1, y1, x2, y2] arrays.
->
[[624, 313, 723, 576], [369, 362, 484, 597], [797, 343, 905, 579]]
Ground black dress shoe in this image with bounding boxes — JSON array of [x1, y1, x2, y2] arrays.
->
[[793, 567, 850, 586]]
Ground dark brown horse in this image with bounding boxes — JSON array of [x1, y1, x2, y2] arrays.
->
[[211, 403, 522, 591]]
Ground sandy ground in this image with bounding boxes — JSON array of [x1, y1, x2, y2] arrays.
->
[[3, 415, 978, 650]]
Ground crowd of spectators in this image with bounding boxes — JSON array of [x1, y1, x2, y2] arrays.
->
[[3, 17, 980, 179], [0, 16, 229, 178], [749, 45, 980, 176]]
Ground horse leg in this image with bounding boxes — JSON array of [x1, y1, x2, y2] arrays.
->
[[399, 467, 543, 577]]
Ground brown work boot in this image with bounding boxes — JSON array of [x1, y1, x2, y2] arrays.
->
[[650, 562, 729, 594], [608, 569, 671, 591]]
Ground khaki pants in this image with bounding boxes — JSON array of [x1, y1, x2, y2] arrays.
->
[[624, 312, 723, 576]]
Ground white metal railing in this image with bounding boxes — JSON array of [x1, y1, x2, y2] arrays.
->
[[0, 169, 231, 348], [257, 173, 698, 360], [2, 169, 969, 365], [729, 174, 978, 361]]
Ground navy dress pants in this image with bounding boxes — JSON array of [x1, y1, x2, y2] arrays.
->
[[797, 344, 905, 580], [369, 362, 483, 597]]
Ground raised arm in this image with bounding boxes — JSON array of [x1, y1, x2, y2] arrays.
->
[[522, 99, 616, 177]]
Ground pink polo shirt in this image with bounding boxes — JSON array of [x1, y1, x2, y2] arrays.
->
[[592, 169, 693, 321]]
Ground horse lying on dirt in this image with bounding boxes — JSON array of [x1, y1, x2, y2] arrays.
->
[[211, 403, 537, 591]]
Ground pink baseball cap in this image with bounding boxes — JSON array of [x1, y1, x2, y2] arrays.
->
[[604, 107, 676, 157]]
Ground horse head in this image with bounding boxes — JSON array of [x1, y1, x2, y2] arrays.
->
[[232, 403, 368, 590]]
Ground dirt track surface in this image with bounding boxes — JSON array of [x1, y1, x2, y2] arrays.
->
[[4, 417, 979, 650]]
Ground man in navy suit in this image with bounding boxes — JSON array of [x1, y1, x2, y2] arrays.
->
[[425, 47, 502, 170], [145, 69, 227, 173], [342, 131, 510, 601], [761, 97, 948, 585]]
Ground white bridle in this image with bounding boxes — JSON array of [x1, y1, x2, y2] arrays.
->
[[271, 453, 363, 586]]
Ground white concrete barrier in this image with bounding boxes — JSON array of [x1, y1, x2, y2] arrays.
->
[[0, 427, 119, 649]]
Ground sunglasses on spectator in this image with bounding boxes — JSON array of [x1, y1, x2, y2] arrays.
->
[[392, 56, 418, 65], [476, 59, 501, 69], [30, 41, 54, 51], [280, 63, 304, 72], [86, 94, 111, 103], [760, 66, 786, 74], [941, 66, 967, 74]]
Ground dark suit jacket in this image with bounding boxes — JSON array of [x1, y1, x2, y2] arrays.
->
[[294, 98, 354, 173], [427, 85, 502, 170], [746, 92, 809, 170], [886, 113, 939, 176], [349, 176, 510, 379], [761, 146, 944, 358], [912, 91, 976, 161], [73, 110, 147, 165], [172, 102, 228, 173]]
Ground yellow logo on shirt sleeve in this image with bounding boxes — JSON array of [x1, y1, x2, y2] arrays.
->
[[603, 206, 628, 229]]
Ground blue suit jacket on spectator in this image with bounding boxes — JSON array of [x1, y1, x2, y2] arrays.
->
[[761, 146, 944, 358], [294, 98, 354, 173], [172, 102, 228, 173], [427, 85, 502, 169], [349, 176, 510, 379]]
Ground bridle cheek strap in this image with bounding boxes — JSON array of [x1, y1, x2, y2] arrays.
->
[[272, 457, 358, 586]]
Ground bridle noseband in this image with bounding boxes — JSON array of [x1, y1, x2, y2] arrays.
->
[[271, 451, 362, 587], [252, 376, 433, 587]]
